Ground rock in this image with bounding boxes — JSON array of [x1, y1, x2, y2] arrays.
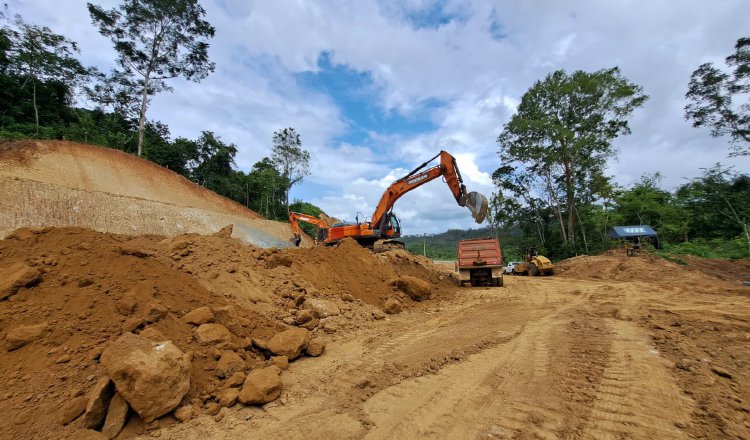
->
[[383, 298, 402, 314], [100, 333, 191, 423], [217, 388, 240, 407], [204, 401, 221, 416], [711, 366, 733, 379], [372, 309, 386, 320], [395, 276, 432, 301], [341, 293, 354, 302], [0, 263, 42, 299], [269, 355, 289, 370], [300, 318, 320, 330], [144, 302, 168, 323], [322, 322, 338, 334], [267, 328, 310, 360], [225, 371, 246, 388], [101, 393, 129, 439], [194, 324, 231, 345], [56, 354, 72, 363], [216, 351, 245, 378], [87, 346, 105, 362], [59, 396, 88, 425], [173, 405, 193, 422], [267, 255, 293, 269], [115, 295, 136, 316], [182, 307, 214, 325], [82, 377, 115, 429], [238, 366, 283, 405], [121, 317, 146, 333], [303, 298, 340, 318], [116, 245, 152, 258], [306, 339, 326, 357], [295, 309, 315, 325], [6, 322, 49, 350]]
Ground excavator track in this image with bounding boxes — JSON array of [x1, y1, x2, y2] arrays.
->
[[372, 239, 406, 253]]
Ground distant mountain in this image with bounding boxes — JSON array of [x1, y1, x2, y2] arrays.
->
[[401, 226, 524, 260]]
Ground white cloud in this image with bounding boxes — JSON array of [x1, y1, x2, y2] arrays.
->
[[8, 0, 750, 235]]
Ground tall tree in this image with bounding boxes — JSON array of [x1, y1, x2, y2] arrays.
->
[[3, 15, 89, 135], [270, 127, 311, 209], [685, 37, 750, 156], [496, 67, 647, 253], [88, 0, 216, 156]]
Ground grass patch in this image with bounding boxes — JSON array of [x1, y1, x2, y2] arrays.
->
[[656, 237, 749, 260]]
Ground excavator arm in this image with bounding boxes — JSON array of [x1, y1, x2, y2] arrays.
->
[[370, 151, 488, 232], [288, 211, 329, 246]]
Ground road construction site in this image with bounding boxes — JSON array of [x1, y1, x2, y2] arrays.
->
[[0, 141, 748, 439]]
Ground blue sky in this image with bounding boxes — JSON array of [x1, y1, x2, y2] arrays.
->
[[6, 0, 750, 234]]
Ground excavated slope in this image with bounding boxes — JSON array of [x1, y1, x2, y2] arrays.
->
[[0, 140, 305, 247]]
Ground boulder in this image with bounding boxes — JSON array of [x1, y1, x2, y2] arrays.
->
[[144, 302, 168, 323], [294, 309, 315, 325], [395, 276, 431, 301], [100, 333, 191, 423], [217, 388, 239, 407], [341, 293, 354, 302], [267, 328, 310, 360], [138, 327, 165, 342], [300, 318, 320, 330], [216, 351, 244, 378], [182, 307, 214, 325], [225, 371, 246, 388], [0, 263, 42, 300], [238, 366, 283, 405], [58, 396, 88, 425], [101, 393, 129, 439], [383, 298, 402, 314], [204, 402, 221, 416], [6, 322, 49, 351], [82, 377, 115, 429], [194, 323, 231, 345], [303, 298, 340, 318], [306, 339, 326, 357]]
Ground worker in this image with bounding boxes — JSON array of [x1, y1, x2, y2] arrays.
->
[[624, 241, 632, 257]]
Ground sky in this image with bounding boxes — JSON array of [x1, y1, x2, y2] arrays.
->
[[6, 0, 750, 234]]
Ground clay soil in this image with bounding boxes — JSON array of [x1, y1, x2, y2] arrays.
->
[[1, 228, 749, 439]]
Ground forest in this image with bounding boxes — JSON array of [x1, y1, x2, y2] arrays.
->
[[1, 6, 748, 262]]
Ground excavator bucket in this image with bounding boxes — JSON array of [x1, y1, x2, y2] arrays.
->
[[465, 191, 488, 224]]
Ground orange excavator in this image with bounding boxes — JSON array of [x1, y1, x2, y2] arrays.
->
[[289, 150, 488, 250], [288, 211, 329, 246]]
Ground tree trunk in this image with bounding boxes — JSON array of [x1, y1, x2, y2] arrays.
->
[[543, 171, 567, 242], [32, 79, 39, 136], [137, 72, 151, 157], [574, 205, 589, 255]]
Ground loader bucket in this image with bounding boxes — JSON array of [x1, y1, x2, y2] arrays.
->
[[465, 191, 488, 224]]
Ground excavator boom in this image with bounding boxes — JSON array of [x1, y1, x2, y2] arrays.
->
[[288, 211, 329, 246], [369, 151, 488, 232]]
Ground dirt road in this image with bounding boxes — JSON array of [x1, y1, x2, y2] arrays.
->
[[150, 273, 750, 440]]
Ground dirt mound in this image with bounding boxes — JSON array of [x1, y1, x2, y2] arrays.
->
[[556, 252, 750, 289], [0, 140, 309, 248], [0, 227, 451, 439]]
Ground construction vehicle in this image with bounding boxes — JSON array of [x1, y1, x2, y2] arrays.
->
[[456, 238, 504, 287], [289, 150, 488, 250], [288, 211, 329, 246], [512, 247, 554, 276]]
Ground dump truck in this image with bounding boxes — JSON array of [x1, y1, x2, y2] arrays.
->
[[456, 238, 504, 287]]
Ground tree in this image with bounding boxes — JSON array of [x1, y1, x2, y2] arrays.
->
[[88, 0, 216, 156], [495, 67, 648, 254], [270, 127, 311, 209], [685, 37, 750, 156], [3, 15, 89, 135]]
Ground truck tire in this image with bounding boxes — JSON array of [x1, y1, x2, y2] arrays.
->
[[494, 277, 503, 287], [529, 263, 539, 276]]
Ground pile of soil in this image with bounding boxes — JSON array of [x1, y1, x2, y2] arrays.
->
[[0, 226, 452, 439], [555, 253, 749, 286]]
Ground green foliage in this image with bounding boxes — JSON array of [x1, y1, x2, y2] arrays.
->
[[271, 127, 310, 209], [685, 37, 750, 156], [656, 237, 749, 260], [495, 67, 648, 257], [88, 0, 216, 155]]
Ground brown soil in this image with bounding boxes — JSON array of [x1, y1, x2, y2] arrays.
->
[[0, 227, 451, 440]]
